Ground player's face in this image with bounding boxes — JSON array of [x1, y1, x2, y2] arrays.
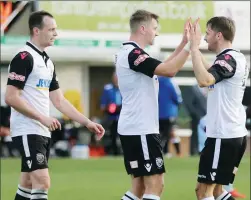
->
[[145, 18, 159, 46], [39, 16, 58, 47], [204, 25, 218, 52]]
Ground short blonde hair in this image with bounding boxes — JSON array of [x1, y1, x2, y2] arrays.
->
[[130, 10, 159, 33]]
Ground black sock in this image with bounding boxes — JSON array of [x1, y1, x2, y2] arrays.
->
[[14, 185, 31, 200], [31, 189, 48, 200]]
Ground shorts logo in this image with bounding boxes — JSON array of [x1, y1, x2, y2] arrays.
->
[[210, 172, 216, 181], [130, 161, 138, 169], [156, 157, 163, 169], [144, 163, 152, 172], [198, 174, 206, 179], [36, 153, 45, 165], [26, 160, 32, 169]]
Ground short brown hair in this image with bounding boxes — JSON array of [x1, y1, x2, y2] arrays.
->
[[29, 10, 54, 35], [206, 16, 236, 42], [130, 10, 159, 33]]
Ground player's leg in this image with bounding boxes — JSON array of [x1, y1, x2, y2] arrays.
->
[[142, 134, 165, 200], [28, 135, 51, 200], [213, 185, 235, 200], [12, 136, 32, 200], [213, 136, 247, 200], [122, 176, 144, 200], [120, 135, 145, 199], [143, 174, 164, 200], [30, 169, 50, 200], [196, 137, 221, 200], [14, 172, 32, 200], [217, 136, 247, 199], [195, 182, 216, 200]]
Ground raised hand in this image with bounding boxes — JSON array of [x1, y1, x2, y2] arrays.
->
[[182, 18, 192, 44], [190, 18, 202, 50]]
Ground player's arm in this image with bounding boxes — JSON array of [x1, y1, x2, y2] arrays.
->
[[200, 51, 211, 70], [50, 89, 91, 126], [191, 49, 236, 87], [49, 72, 105, 139], [50, 89, 105, 139], [128, 47, 189, 78], [163, 40, 187, 63], [5, 52, 44, 121], [49, 69, 90, 126]]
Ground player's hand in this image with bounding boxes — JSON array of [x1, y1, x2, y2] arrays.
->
[[39, 116, 61, 131], [182, 18, 192, 44], [190, 18, 202, 50], [86, 121, 105, 140]]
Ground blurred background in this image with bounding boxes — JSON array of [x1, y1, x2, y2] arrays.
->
[[0, 1, 250, 199]]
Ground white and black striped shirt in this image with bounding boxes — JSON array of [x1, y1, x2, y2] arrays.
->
[[206, 48, 249, 138], [7, 42, 59, 138]]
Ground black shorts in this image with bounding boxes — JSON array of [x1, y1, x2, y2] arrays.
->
[[197, 136, 247, 185], [119, 134, 165, 177], [12, 135, 51, 172]]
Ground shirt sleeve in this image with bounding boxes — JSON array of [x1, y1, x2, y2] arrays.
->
[[49, 66, 60, 92], [7, 51, 33, 89], [208, 54, 237, 84], [128, 47, 162, 78]]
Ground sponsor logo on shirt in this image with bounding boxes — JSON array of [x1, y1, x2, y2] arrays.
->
[[8, 72, 25, 81], [36, 79, 51, 90], [134, 54, 149, 66], [214, 60, 233, 72]]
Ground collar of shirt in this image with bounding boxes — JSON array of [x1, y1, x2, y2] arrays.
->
[[216, 48, 240, 57], [122, 41, 141, 48], [26, 41, 49, 59]]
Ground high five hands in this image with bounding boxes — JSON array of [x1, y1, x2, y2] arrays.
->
[[189, 18, 202, 51]]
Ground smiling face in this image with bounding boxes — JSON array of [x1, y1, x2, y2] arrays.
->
[[34, 16, 58, 47], [204, 24, 219, 52], [144, 18, 159, 46], [29, 11, 58, 48], [204, 16, 236, 52], [129, 10, 159, 46]]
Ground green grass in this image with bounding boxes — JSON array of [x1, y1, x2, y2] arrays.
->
[[1, 156, 250, 200]]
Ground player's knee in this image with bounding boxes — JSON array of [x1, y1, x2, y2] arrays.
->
[[132, 178, 145, 198], [31, 171, 51, 190], [20, 179, 32, 189], [144, 174, 164, 194], [19, 174, 32, 189], [37, 174, 50, 190]]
